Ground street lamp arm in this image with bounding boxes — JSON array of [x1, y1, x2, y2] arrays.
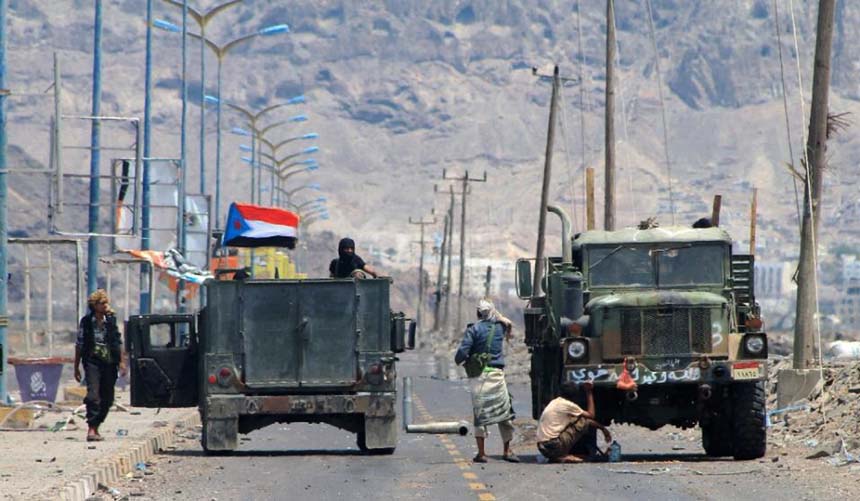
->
[[279, 167, 311, 182], [201, 0, 243, 27], [259, 120, 289, 139], [226, 103, 255, 123], [222, 32, 260, 56], [161, 0, 244, 29], [273, 136, 309, 151], [161, 0, 205, 26], [185, 31, 225, 58], [254, 102, 295, 122]]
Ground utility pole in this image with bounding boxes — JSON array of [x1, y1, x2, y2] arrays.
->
[[605, 0, 617, 231], [409, 214, 436, 334], [484, 266, 492, 298], [794, 0, 835, 370], [531, 65, 576, 296], [444, 188, 454, 329], [440, 171, 486, 331], [432, 212, 449, 331]]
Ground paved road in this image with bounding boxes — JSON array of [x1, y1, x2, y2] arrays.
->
[[114, 352, 850, 500]]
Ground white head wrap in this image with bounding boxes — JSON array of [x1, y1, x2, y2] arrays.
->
[[477, 298, 495, 320]]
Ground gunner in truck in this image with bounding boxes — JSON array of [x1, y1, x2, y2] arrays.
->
[[329, 237, 378, 278]]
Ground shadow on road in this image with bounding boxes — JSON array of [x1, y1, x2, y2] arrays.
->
[[165, 448, 367, 458], [497, 453, 733, 464]]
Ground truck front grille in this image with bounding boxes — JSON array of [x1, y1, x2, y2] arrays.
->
[[618, 308, 711, 356]]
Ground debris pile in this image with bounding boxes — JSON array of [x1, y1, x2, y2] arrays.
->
[[768, 358, 860, 456]]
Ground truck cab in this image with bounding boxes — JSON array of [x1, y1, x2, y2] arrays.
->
[[126, 278, 410, 454]]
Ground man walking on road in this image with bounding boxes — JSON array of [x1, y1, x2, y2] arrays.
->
[[536, 382, 612, 463], [455, 298, 519, 463], [74, 289, 127, 442]]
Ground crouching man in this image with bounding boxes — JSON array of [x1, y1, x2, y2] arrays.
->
[[536, 382, 611, 463]]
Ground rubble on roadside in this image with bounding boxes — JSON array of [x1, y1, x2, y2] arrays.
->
[[768, 357, 860, 463]]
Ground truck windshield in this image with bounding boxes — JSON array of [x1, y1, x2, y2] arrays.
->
[[655, 244, 724, 286], [588, 246, 655, 287], [587, 243, 725, 287]]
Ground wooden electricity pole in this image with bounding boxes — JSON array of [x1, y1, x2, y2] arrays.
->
[[442, 170, 486, 330], [532, 65, 560, 298], [432, 212, 449, 331], [409, 214, 436, 334], [605, 0, 617, 231], [794, 0, 836, 370]]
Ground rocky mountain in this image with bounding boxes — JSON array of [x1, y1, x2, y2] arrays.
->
[[4, 1, 860, 329]]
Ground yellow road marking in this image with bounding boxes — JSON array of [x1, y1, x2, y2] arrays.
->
[[412, 394, 496, 500]]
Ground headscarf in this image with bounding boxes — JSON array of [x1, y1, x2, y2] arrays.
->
[[333, 237, 359, 278], [477, 298, 513, 335], [477, 298, 495, 320], [338, 237, 356, 259]]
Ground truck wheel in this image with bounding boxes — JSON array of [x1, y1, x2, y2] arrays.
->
[[356, 431, 396, 455], [701, 418, 733, 457], [731, 381, 767, 460]]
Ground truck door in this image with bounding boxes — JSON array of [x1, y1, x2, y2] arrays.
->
[[126, 314, 199, 407]]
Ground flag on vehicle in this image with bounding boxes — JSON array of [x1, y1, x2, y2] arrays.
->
[[222, 203, 300, 249]]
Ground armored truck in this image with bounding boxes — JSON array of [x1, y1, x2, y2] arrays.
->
[[517, 210, 767, 459], [126, 278, 409, 454]]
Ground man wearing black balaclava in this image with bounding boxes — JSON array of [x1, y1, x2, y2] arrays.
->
[[329, 237, 378, 278]]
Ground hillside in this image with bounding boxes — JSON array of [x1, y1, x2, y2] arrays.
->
[[3, 1, 860, 330]]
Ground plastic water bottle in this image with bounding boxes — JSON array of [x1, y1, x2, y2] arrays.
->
[[608, 441, 622, 462]]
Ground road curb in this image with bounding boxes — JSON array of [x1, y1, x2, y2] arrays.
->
[[41, 411, 200, 501]]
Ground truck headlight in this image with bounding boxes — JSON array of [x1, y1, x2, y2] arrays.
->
[[567, 338, 588, 361], [743, 334, 767, 356]]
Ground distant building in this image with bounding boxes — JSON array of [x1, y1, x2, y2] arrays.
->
[[754, 261, 794, 299], [841, 255, 860, 284], [836, 283, 860, 333]]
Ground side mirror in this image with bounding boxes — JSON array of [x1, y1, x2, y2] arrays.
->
[[390, 312, 408, 353], [407, 320, 416, 350], [516, 258, 533, 299]]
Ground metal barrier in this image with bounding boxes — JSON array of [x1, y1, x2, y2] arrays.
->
[[7, 238, 84, 357]]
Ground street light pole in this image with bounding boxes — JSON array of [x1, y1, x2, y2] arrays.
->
[[0, 0, 9, 402], [178, 0, 188, 311], [141, 0, 154, 314], [162, 0, 244, 198], [86, 0, 104, 294]]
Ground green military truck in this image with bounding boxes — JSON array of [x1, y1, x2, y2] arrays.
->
[[126, 278, 410, 454], [517, 210, 767, 459]]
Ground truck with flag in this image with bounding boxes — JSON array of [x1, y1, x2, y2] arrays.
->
[[515, 209, 768, 460], [125, 203, 412, 454]]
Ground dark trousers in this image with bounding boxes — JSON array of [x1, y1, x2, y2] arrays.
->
[[84, 360, 118, 428]]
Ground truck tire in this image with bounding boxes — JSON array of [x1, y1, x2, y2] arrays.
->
[[731, 381, 767, 460], [701, 418, 733, 457], [357, 431, 396, 455]]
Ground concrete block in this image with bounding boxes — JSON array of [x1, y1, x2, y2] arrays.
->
[[63, 385, 87, 403], [777, 368, 824, 409]]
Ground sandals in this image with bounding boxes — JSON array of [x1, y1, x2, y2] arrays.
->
[[86, 434, 104, 442], [502, 453, 521, 463], [472, 454, 488, 463]]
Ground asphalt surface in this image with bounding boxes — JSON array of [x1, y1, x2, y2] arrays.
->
[[112, 352, 852, 500]]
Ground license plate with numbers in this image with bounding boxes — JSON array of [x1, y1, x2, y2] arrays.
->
[[732, 365, 760, 380]]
